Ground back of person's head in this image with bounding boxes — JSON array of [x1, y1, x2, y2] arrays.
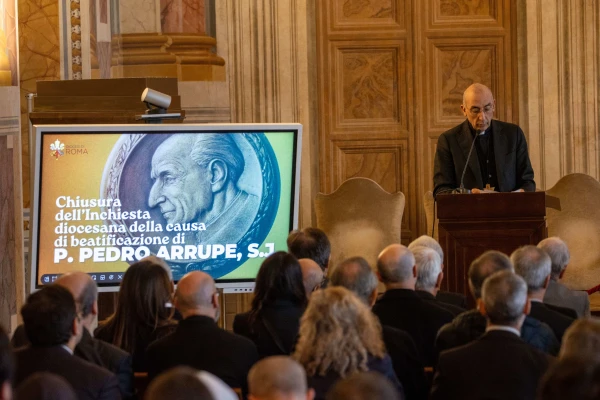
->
[[101, 259, 174, 352], [293, 287, 385, 378], [538, 357, 600, 400], [412, 246, 442, 291], [511, 245, 552, 293], [21, 285, 77, 347], [560, 318, 600, 360], [55, 271, 97, 319], [15, 372, 77, 400], [376, 244, 415, 285], [251, 252, 307, 317], [145, 367, 214, 400], [174, 271, 218, 318], [298, 259, 324, 297], [248, 356, 314, 400], [408, 235, 443, 261], [329, 257, 378, 304], [468, 250, 512, 299], [0, 325, 12, 400], [287, 228, 331, 271], [481, 270, 528, 326], [537, 237, 570, 281], [326, 371, 401, 400]]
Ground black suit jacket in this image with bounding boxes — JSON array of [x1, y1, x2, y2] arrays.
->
[[545, 302, 578, 319], [433, 119, 535, 196], [14, 346, 121, 400], [430, 330, 551, 400], [436, 291, 467, 309], [372, 289, 453, 366], [233, 300, 304, 358], [12, 325, 133, 398], [529, 301, 575, 342], [415, 291, 465, 317], [146, 315, 258, 394]]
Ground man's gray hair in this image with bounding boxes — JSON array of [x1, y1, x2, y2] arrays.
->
[[377, 248, 415, 284], [468, 251, 513, 299], [413, 246, 442, 291], [537, 237, 570, 280], [190, 134, 245, 183], [248, 356, 308, 397], [408, 235, 443, 260], [330, 257, 378, 304], [482, 270, 528, 325], [511, 245, 552, 292], [78, 279, 97, 318]]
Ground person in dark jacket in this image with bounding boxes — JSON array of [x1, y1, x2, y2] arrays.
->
[[287, 228, 331, 288], [435, 250, 560, 357]]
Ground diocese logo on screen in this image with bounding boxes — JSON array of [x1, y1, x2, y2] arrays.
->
[[98, 133, 281, 280]]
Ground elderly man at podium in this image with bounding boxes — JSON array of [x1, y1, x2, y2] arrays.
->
[[433, 83, 535, 196]]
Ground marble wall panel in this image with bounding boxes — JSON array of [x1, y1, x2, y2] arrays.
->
[[119, 0, 161, 34], [161, 0, 205, 34], [0, 0, 19, 85]]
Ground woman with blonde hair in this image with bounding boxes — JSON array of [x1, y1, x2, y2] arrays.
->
[[293, 286, 402, 400]]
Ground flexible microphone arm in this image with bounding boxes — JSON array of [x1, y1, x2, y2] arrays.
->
[[457, 130, 482, 194]]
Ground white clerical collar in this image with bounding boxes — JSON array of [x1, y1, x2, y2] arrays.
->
[[485, 325, 520, 337], [61, 344, 74, 355], [529, 298, 542, 303]]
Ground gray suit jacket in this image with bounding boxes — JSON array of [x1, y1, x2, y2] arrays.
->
[[544, 280, 590, 318]]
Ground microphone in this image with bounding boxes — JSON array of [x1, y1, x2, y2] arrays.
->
[[456, 130, 484, 194]]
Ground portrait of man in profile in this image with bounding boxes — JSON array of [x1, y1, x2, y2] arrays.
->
[[148, 133, 261, 245]]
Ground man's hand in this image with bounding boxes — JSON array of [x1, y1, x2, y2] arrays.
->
[[471, 188, 482, 194]]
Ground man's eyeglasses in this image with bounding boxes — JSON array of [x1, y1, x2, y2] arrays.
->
[[467, 104, 494, 117]]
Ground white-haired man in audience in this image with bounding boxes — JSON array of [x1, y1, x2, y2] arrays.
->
[[412, 246, 464, 316], [373, 244, 453, 366], [298, 259, 323, 298], [247, 356, 314, 400], [431, 270, 551, 400], [436, 250, 560, 357], [330, 256, 427, 400], [538, 237, 590, 317], [409, 235, 467, 308], [512, 246, 576, 342]]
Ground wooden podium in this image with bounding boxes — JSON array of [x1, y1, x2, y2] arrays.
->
[[437, 192, 547, 302]]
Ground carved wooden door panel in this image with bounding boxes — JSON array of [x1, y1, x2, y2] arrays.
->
[[316, 0, 518, 242]]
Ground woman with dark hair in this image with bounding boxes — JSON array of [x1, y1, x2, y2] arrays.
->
[[233, 251, 307, 358], [95, 257, 176, 372]]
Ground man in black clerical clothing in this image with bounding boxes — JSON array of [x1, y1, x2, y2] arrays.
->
[[512, 246, 576, 342], [435, 251, 560, 357], [146, 271, 258, 394], [12, 271, 133, 399], [430, 270, 551, 400], [433, 83, 535, 196], [330, 256, 428, 400], [372, 244, 453, 366], [14, 285, 121, 400]]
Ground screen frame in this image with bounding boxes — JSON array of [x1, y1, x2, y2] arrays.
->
[[30, 123, 302, 292]]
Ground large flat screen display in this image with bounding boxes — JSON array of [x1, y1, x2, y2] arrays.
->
[[31, 124, 301, 291]]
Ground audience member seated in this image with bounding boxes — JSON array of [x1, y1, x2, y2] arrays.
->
[[408, 235, 467, 309], [95, 258, 177, 372], [15, 285, 121, 400], [299, 258, 324, 298], [15, 372, 77, 400], [436, 250, 560, 356], [12, 271, 133, 398], [293, 287, 403, 400], [512, 246, 576, 342], [247, 356, 315, 400], [372, 244, 453, 366], [326, 372, 402, 400], [287, 228, 331, 287], [146, 271, 258, 395], [0, 325, 12, 400], [234, 252, 307, 358], [430, 270, 551, 400], [145, 367, 239, 400], [411, 246, 464, 316], [559, 318, 600, 360], [538, 237, 590, 317], [330, 256, 427, 400], [538, 357, 600, 400]]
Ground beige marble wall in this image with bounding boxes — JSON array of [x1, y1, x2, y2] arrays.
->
[[119, 0, 161, 34], [161, 0, 205, 34], [518, 0, 600, 190]]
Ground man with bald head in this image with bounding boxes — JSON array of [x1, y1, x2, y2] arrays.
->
[[146, 271, 258, 394], [298, 258, 324, 298], [248, 356, 315, 400], [11, 272, 133, 398], [433, 83, 535, 195], [372, 244, 453, 366]]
